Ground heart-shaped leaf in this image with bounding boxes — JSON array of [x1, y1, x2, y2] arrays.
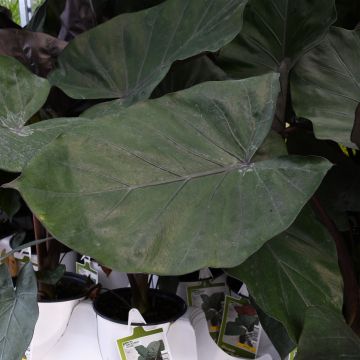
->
[[0, 263, 38, 360], [12, 74, 331, 274], [226, 207, 343, 341], [49, 0, 248, 103], [216, 0, 336, 79], [291, 27, 360, 148], [0, 117, 89, 173], [0, 56, 50, 131], [296, 306, 360, 360]]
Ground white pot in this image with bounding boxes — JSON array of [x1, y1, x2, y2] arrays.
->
[[28, 273, 88, 360], [28, 297, 81, 360], [91, 262, 129, 289], [94, 288, 188, 360]]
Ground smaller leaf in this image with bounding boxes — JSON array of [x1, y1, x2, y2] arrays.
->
[[0, 56, 50, 131], [296, 306, 360, 360], [0, 263, 38, 360], [36, 264, 66, 285]]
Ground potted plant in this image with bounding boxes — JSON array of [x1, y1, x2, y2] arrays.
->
[[1, 0, 360, 359]]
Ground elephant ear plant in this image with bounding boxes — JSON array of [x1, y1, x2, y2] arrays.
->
[[0, 0, 360, 359]]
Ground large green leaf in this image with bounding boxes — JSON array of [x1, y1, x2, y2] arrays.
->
[[49, 0, 247, 102], [12, 74, 331, 274], [216, 0, 337, 79], [0, 117, 89, 173], [296, 306, 360, 360], [0, 263, 38, 360], [226, 207, 343, 341], [291, 27, 360, 148], [0, 56, 50, 130]]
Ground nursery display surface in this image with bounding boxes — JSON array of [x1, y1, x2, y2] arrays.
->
[[1, 0, 360, 359]]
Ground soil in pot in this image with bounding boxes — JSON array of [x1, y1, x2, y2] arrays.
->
[[38, 272, 94, 302], [94, 288, 187, 324]]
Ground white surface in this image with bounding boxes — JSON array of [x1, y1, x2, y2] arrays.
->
[[31, 302, 276, 360], [30, 298, 81, 360], [42, 301, 102, 360]]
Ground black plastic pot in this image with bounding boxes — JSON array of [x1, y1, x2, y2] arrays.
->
[[226, 275, 245, 296], [93, 287, 187, 325], [39, 272, 92, 303]]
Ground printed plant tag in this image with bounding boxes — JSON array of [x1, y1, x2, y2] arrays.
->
[[187, 280, 228, 340], [117, 326, 173, 360], [76, 257, 98, 284], [218, 295, 261, 359]]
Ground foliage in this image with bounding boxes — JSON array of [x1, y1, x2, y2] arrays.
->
[[0, 0, 359, 358], [135, 340, 165, 360], [0, 263, 38, 360]]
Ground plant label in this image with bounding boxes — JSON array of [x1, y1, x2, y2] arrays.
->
[[76, 256, 98, 284], [186, 280, 229, 340], [117, 326, 173, 360], [218, 295, 261, 359]]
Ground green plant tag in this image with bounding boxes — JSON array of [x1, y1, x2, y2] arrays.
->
[[117, 326, 173, 360], [14, 248, 38, 270], [76, 256, 98, 284], [187, 280, 228, 340], [217, 295, 261, 359]]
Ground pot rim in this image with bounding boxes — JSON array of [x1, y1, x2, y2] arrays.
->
[[38, 272, 90, 303], [93, 287, 187, 326]]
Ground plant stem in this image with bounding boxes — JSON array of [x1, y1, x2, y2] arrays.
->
[[127, 273, 150, 314], [273, 58, 291, 134], [33, 215, 47, 271], [311, 197, 360, 329]]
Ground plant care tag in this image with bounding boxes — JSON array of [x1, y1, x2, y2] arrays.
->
[[187, 280, 228, 340], [218, 295, 261, 359], [14, 248, 38, 270], [117, 326, 173, 360], [76, 256, 98, 284]]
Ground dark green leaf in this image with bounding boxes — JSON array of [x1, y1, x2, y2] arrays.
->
[[217, 0, 336, 78], [334, 0, 360, 29], [296, 306, 360, 360], [36, 264, 66, 285], [0, 263, 38, 360], [12, 74, 331, 275], [291, 27, 360, 148], [0, 188, 21, 219], [49, 0, 248, 102], [226, 207, 343, 341]]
